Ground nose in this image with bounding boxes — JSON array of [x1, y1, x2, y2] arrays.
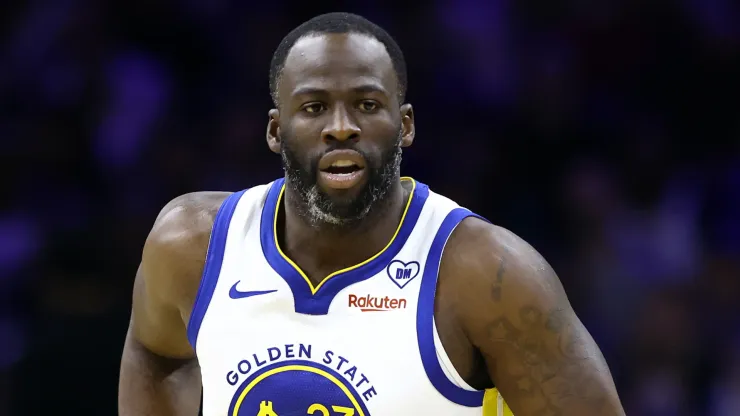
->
[[321, 104, 360, 143]]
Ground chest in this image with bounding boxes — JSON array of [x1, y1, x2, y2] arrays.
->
[[195, 257, 443, 415], [187, 181, 490, 414]]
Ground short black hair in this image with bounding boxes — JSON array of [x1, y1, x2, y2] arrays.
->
[[269, 12, 407, 107]]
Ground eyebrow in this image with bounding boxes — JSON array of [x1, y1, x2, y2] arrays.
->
[[291, 82, 389, 97]]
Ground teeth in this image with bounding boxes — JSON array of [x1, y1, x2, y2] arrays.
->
[[331, 160, 356, 167]]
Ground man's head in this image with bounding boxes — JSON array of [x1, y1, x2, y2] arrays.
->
[[266, 12, 415, 228]]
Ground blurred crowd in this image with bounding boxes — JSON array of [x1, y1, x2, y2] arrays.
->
[[1, 1, 739, 415]]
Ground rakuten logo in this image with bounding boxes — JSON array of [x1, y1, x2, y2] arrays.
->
[[348, 294, 407, 312]]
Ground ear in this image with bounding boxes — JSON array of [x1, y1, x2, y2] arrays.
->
[[399, 104, 415, 148], [266, 109, 281, 154]]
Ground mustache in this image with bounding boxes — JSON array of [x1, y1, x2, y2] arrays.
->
[[319, 141, 366, 155]]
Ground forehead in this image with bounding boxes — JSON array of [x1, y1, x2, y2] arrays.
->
[[280, 32, 396, 97]]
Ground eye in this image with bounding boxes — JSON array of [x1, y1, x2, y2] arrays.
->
[[302, 103, 326, 114], [358, 100, 379, 112]]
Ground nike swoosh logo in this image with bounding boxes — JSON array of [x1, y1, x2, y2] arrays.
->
[[229, 281, 277, 299]]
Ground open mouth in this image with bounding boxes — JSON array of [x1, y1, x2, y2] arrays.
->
[[322, 160, 363, 175], [318, 158, 366, 189], [317, 150, 367, 189]]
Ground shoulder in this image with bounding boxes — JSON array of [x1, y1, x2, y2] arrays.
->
[[441, 216, 549, 281], [141, 191, 232, 308], [438, 216, 568, 329], [145, 191, 232, 261]]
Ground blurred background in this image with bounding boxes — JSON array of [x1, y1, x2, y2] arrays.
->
[[1, 0, 739, 415]]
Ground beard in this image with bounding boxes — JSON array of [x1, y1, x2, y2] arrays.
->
[[280, 130, 403, 229]]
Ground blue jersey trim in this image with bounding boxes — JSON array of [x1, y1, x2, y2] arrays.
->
[[416, 207, 488, 407], [186, 190, 247, 351], [261, 178, 429, 315]]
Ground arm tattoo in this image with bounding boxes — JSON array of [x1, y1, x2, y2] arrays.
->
[[485, 305, 614, 415]]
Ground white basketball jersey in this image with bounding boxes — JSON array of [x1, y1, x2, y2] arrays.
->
[[187, 177, 512, 416]]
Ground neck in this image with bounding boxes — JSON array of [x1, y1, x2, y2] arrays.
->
[[280, 179, 408, 283]]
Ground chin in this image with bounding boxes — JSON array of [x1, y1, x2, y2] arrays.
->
[[309, 193, 374, 227], [316, 178, 371, 202]]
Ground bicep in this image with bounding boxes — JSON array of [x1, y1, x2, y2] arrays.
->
[[130, 263, 194, 359], [453, 222, 624, 415], [482, 299, 620, 415], [120, 265, 201, 415], [129, 194, 216, 358], [119, 194, 221, 415]]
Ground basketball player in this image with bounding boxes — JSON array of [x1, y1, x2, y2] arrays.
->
[[118, 12, 625, 416]]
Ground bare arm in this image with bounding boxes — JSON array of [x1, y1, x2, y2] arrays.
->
[[118, 193, 228, 416], [448, 219, 625, 415]]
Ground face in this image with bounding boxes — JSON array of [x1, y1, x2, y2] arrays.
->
[[267, 33, 415, 227]]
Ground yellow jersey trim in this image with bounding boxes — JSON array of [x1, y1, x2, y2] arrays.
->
[[272, 177, 417, 295]]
